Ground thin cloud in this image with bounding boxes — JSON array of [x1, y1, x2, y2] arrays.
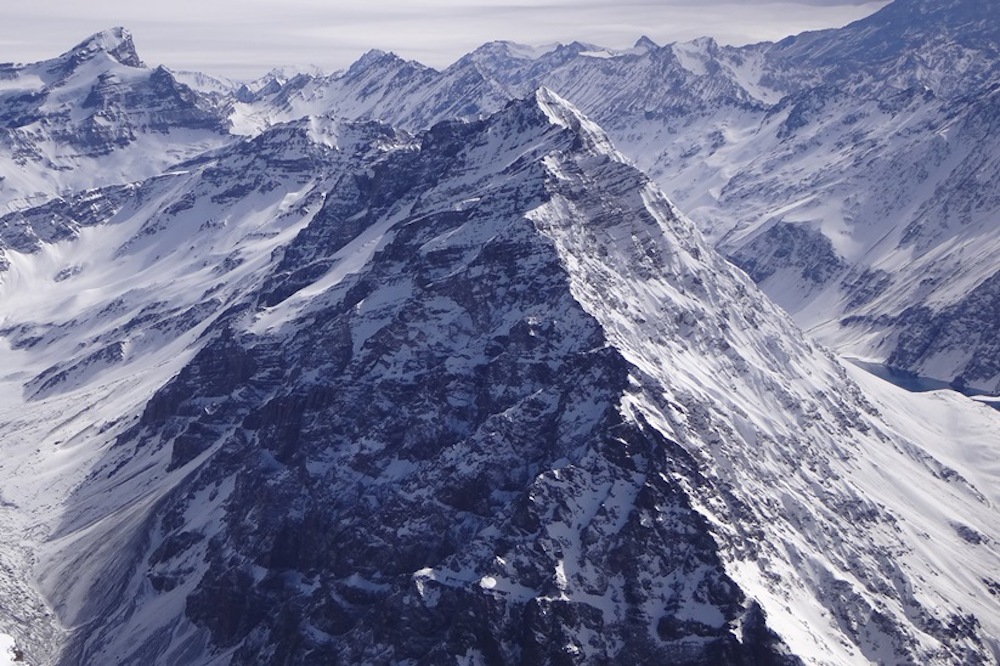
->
[[0, 0, 889, 79]]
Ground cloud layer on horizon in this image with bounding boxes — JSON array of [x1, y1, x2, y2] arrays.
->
[[2, 0, 889, 80]]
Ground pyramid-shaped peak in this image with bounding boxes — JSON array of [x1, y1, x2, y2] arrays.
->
[[66, 27, 144, 68], [533, 87, 592, 125], [634, 35, 660, 51], [346, 49, 412, 77]]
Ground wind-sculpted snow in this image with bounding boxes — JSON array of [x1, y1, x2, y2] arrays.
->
[[1, 86, 996, 665]]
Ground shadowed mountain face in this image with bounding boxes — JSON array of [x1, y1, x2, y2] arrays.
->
[[0, 10, 999, 666]]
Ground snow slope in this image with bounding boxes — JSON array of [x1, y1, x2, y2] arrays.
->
[[0, 114, 406, 664]]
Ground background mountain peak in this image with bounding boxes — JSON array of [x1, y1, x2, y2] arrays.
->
[[64, 26, 144, 69]]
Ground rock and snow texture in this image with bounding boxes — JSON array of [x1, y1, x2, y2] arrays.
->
[[458, 0, 1000, 394], [479, 0, 1000, 394], [0, 110, 406, 663], [23, 3, 984, 397], [0, 69, 997, 665]]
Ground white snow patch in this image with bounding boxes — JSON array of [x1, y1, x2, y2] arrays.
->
[[579, 50, 617, 60], [0, 635, 16, 666], [671, 41, 710, 76], [248, 216, 396, 335]]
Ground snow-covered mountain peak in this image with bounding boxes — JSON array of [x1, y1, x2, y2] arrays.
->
[[633, 35, 660, 52], [467, 40, 557, 63], [61, 26, 144, 70], [1, 15, 999, 665], [767, 0, 999, 97], [0, 29, 231, 213], [259, 64, 328, 82], [345, 48, 421, 78], [229, 67, 326, 103]]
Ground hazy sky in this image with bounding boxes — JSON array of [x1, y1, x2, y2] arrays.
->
[[2, 1, 889, 80]]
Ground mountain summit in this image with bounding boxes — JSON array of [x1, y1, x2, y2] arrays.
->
[[0, 27, 229, 213], [61, 26, 144, 69]]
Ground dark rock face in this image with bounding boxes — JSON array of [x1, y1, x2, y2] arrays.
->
[[53, 65, 228, 156], [840, 268, 893, 311], [839, 267, 1000, 394], [729, 222, 846, 287], [887, 271, 1000, 392], [0, 183, 136, 254]]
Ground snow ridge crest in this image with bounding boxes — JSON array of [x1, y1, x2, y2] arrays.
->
[[65, 27, 144, 69], [533, 87, 620, 158]]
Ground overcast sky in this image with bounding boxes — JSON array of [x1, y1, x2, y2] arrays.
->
[[2, 1, 889, 80]]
